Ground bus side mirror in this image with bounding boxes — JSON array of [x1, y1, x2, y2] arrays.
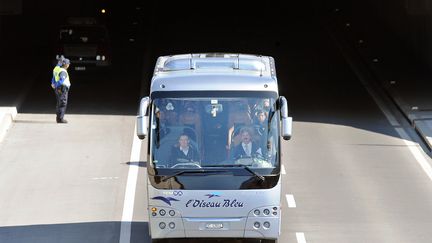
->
[[137, 96, 149, 140], [279, 96, 292, 140]]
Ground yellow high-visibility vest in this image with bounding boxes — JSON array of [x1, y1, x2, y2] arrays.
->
[[53, 67, 71, 87]]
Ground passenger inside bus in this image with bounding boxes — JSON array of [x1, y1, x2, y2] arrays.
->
[[253, 109, 268, 150], [201, 101, 229, 163], [253, 109, 268, 135], [158, 99, 178, 125], [155, 107, 169, 140], [226, 101, 252, 153], [179, 101, 202, 146], [230, 127, 262, 160], [252, 98, 271, 114]]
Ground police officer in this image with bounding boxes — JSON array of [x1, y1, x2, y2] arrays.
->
[[52, 57, 71, 123], [51, 56, 64, 87]]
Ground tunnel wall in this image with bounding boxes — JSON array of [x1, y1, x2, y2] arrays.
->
[[0, 0, 105, 64], [324, 0, 432, 69], [368, 0, 431, 67]]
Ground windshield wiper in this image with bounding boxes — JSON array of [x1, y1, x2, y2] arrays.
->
[[205, 164, 265, 182], [161, 169, 228, 182]]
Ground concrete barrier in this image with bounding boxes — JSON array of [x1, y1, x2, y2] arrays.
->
[[0, 107, 17, 142]]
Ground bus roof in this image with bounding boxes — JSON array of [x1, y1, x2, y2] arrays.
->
[[150, 53, 279, 93]]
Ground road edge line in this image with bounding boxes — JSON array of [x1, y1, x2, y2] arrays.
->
[[119, 123, 142, 243]]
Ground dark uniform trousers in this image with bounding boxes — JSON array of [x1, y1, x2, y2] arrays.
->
[[55, 85, 69, 120]]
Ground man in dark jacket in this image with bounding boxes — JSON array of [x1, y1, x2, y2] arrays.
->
[[169, 134, 200, 167]]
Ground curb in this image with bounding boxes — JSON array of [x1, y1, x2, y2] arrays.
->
[[0, 107, 17, 142], [383, 83, 432, 152], [366, 64, 432, 153], [412, 114, 432, 152], [367, 56, 432, 153], [413, 120, 432, 151]]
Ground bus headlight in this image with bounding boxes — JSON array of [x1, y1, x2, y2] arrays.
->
[[96, 55, 101, 60], [263, 221, 271, 229], [254, 209, 260, 216], [151, 207, 157, 217], [159, 209, 166, 216], [168, 222, 175, 229], [272, 206, 278, 215], [253, 222, 260, 229], [169, 210, 175, 216], [263, 209, 270, 215], [159, 222, 166, 229]]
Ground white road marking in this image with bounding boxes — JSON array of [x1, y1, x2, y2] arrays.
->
[[286, 194, 297, 208], [296, 232, 307, 243], [281, 164, 286, 174], [119, 124, 142, 243]]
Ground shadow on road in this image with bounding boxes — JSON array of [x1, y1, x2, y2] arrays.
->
[[0, 221, 150, 243], [126, 161, 147, 167], [0, 221, 262, 243]]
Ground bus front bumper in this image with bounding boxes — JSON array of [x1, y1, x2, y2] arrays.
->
[[150, 216, 280, 239]]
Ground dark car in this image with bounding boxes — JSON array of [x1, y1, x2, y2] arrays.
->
[[54, 17, 112, 71]]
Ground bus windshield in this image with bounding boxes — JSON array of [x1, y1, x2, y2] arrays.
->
[[150, 96, 279, 173]]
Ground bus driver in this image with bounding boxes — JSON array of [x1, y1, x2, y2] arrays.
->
[[169, 134, 200, 166]]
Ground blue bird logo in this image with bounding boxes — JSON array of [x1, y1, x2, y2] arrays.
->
[[205, 192, 221, 198], [151, 196, 180, 206]]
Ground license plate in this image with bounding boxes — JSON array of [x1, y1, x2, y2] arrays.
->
[[75, 66, 86, 71], [205, 223, 224, 229]]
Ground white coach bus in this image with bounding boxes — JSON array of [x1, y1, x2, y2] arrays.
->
[[136, 53, 292, 243]]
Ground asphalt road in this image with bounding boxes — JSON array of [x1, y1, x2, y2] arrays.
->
[[1, 2, 432, 243]]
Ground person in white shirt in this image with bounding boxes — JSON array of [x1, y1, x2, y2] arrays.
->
[[230, 127, 262, 160]]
